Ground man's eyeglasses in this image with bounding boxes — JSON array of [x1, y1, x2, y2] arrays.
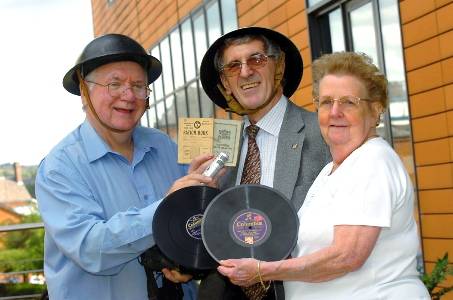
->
[[313, 95, 372, 111], [85, 80, 151, 99], [219, 53, 275, 77]]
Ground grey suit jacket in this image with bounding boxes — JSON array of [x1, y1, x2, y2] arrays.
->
[[219, 100, 331, 211]]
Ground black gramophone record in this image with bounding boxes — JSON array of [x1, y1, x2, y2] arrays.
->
[[152, 185, 221, 271], [201, 184, 299, 262]]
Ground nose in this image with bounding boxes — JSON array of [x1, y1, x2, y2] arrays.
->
[[329, 100, 343, 116], [120, 85, 136, 101], [239, 62, 254, 77]]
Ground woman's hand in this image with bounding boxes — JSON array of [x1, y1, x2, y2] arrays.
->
[[217, 258, 260, 287]]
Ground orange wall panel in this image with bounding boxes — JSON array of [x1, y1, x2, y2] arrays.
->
[[417, 163, 453, 189], [288, 11, 307, 36], [414, 138, 451, 165], [421, 214, 453, 238], [407, 63, 443, 95], [419, 189, 453, 213], [402, 12, 438, 47], [410, 88, 445, 118], [439, 30, 453, 59], [412, 113, 448, 142], [436, 2, 453, 33], [285, 0, 305, 19], [400, 0, 435, 24], [436, 0, 453, 7], [442, 57, 453, 85], [423, 238, 453, 262], [404, 37, 440, 71]]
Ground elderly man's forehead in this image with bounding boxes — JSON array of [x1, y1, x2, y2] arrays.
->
[[90, 61, 147, 79]]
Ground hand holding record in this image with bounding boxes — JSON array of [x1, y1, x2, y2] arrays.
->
[[152, 153, 229, 275], [201, 184, 299, 263]]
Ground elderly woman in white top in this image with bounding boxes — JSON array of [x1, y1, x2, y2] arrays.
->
[[217, 52, 429, 299]]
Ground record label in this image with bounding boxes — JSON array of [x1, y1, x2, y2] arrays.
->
[[153, 185, 221, 271], [202, 184, 299, 262], [186, 214, 203, 240], [230, 209, 271, 247]]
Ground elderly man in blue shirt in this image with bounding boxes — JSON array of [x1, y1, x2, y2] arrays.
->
[[35, 34, 215, 300]]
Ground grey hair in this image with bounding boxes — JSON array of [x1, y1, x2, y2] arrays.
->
[[214, 34, 283, 71]]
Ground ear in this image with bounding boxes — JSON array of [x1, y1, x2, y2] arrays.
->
[[219, 74, 232, 95], [370, 101, 384, 125]]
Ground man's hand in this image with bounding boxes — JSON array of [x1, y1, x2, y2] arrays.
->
[[162, 268, 193, 283], [166, 153, 226, 195]]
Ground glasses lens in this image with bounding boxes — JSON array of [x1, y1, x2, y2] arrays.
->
[[132, 85, 149, 99], [222, 62, 241, 76], [107, 82, 149, 99], [318, 97, 333, 108], [247, 54, 268, 68], [339, 96, 360, 106]]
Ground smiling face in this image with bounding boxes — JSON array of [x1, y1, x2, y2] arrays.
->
[[84, 61, 148, 134], [219, 39, 282, 122], [318, 74, 381, 161]]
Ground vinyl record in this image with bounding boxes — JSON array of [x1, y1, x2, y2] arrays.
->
[[153, 185, 221, 271], [202, 184, 299, 262]]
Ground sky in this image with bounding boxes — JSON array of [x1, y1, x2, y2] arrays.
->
[[0, 0, 94, 166]]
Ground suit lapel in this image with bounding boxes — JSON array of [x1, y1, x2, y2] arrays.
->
[[273, 101, 305, 202]]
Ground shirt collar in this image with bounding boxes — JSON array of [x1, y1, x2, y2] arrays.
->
[[244, 95, 288, 137], [81, 120, 111, 162], [80, 120, 155, 163]]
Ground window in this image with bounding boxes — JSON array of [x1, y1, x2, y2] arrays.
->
[[144, 0, 238, 138]]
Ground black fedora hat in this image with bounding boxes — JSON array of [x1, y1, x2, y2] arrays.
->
[[63, 33, 162, 96], [200, 27, 303, 110]]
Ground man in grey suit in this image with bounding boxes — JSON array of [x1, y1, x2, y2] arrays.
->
[[199, 27, 331, 300]]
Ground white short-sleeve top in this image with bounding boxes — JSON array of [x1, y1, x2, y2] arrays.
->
[[284, 137, 429, 300]]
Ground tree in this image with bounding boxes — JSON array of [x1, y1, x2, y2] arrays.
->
[[0, 214, 44, 281]]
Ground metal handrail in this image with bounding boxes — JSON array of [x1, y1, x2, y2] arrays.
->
[[0, 295, 42, 300], [0, 223, 44, 233], [0, 223, 46, 299]]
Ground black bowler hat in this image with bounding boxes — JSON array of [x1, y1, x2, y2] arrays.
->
[[63, 33, 162, 96], [200, 27, 303, 110]]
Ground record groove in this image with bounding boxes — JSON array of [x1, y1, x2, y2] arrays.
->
[[152, 185, 221, 271], [202, 184, 299, 262]]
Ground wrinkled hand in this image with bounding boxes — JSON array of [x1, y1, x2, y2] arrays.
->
[[166, 153, 226, 195], [162, 268, 193, 283], [217, 258, 259, 287]]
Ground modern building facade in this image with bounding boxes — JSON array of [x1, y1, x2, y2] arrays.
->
[[91, 0, 453, 294]]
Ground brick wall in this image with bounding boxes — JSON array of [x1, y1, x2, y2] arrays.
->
[[400, 0, 453, 295], [91, 0, 202, 49]]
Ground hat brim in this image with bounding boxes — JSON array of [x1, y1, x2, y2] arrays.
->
[[200, 27, 303, 110], [63, 53, 162, 96]]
